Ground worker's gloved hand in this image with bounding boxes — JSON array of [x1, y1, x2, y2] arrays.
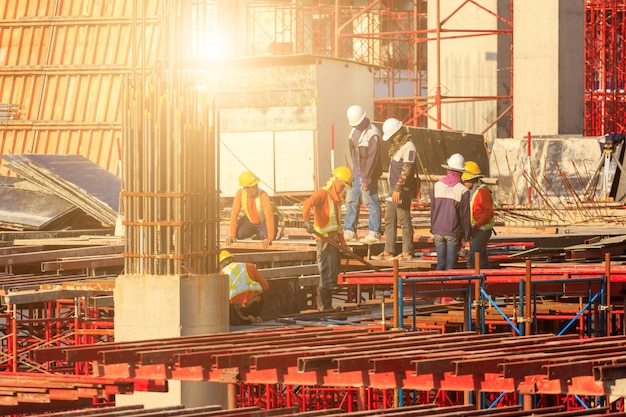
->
[[225, 236, 235, 246], [262, 237, 272, 249], [304, 221, 314, 233]]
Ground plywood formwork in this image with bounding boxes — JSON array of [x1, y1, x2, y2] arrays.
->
[[0, 1, 162, 176]]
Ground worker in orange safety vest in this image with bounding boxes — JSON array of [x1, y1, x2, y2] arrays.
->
[[301, 166, 353, 311], [462, 161, 495, 269], [225, 171, 277, 249]]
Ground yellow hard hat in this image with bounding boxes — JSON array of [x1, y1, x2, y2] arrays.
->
[[239, 171, 260, 187], [461, 161, 483, 181], [219, 250, 234, 264], [332, 166, 353, 188]]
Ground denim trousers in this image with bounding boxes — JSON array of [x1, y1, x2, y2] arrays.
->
[[434, 234, 461, 270], [343, 177, 381, 235], [467, 228, 492, 269]]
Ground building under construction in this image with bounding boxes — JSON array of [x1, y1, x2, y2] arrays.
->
[[2, 1, 626, 416]]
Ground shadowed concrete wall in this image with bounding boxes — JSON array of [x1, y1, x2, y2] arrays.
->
[[513, 1, 584, 137], [427, 0, 501, 140], [115, 274, 229, 409]]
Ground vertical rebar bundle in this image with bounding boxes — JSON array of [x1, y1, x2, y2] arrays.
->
[[122, 71, 219, 276]]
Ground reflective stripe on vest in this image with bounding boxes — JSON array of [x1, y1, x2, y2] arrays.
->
[[222, 262, 263, 300], [470, 184, 495, 230], [241, 189, 265, 224], [314, 183, 339, 236]]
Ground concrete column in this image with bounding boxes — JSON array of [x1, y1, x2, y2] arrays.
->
[[514, 0, 584, 137], [114, 273, 229, 408]]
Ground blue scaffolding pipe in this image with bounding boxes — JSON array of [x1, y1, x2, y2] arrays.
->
[[479, 287, 522, 335], [487, 391, 508, 409], [392, 271, 606, 340], [400, 273, 483, 332], [557, 289, 602, 336], [574, 394, 590, 409]]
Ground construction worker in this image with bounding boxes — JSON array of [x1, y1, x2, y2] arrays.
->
[[302, 166, 353, 311], [225, 171, 277, 249], [431, 153, 471, 270], [343, 105, 383, 244], [462, 161, 495, 269], [218, 250, 269, 325], [371, 118, 416, 261]]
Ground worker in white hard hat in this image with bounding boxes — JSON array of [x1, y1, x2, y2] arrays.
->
[[225, 170, 277, 249], [302, 166, 353, 311], [462, 161, 495, 269], [219, 250, 269, 325], [371, 118, 417, 262], [343, 104, 383, 244], [430, 153, 471, 271]]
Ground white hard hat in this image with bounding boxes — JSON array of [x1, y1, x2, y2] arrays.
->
[[382, 118, 403, 141], [346, 105, 366, 126], [441, 153, 466, 172]]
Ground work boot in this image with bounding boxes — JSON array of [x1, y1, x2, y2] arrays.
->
[[317, 288, 334, 311]]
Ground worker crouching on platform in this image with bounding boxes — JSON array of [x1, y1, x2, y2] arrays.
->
[[302, 166, 353, 311], [219, 250, 269, 325], [225, 171, 277, 249]]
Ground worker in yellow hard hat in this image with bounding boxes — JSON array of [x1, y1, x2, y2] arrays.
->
[[225, 171, 277, 249], [461, 161, 495, 269], [301, 166, 353, 311], [218, 250, 269, 325]]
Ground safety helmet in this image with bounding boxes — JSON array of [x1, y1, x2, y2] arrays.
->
[[461, 161, 483, 181], [219, 250, 234, 265], [332, 166, 353, 188], [346, 105, 366, 127], [382, 118, 403, 141], [239, 171, 260, 187], [441, 153, 466, 172]]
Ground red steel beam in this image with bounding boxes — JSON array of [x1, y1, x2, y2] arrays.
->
[[33, 328, 626, 396]]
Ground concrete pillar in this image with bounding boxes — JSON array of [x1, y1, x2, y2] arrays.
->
[[513, 0, 584, 137], [114, 273, 229, 408]]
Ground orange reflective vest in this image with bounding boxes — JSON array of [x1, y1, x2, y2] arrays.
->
[[314, 181, 340, 236], [241, 189, 266, 223]]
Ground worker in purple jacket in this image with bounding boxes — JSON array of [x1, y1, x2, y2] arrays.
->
[[430, 153, 471, 270]]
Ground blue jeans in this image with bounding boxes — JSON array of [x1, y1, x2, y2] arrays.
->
[[343, 177, 381, 235], [467, 229, 492, 269], [236, 215, 278, 240], [434, 234, 461, 270]]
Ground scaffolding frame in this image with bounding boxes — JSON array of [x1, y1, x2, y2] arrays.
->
[[584, 0, 626, 136]]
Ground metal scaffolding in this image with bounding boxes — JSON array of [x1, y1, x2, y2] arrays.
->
[[585, 0, 626, 136]]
